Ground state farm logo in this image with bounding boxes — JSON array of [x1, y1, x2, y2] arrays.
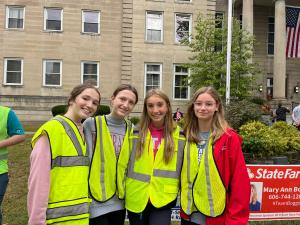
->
[[247, 167, 300, 179], [247, 168, 255, 179]]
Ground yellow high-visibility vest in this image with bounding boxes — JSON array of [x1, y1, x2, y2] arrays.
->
[[32, 116, 90, 225], [181, 137, 226, 217], [89, 115, 133, 202], [0, 106, 10, 174], [125, 126, 185, 213]]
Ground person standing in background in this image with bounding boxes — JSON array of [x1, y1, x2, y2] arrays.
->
[[85, 84, 138, 225], [0, 106, 25, 225], [275, 103, 290, 122], [28, 83, 101, 225], [173, 108, 183, 122], [292, 103, 300, 130]]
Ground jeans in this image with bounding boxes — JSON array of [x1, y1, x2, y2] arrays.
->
[[0, 173, 9, 225]]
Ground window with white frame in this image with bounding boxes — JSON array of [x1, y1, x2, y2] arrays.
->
[[82, 10, 100, 33], [215, 12, 224, 52], [175, 14, 191, 43], [174, 65, 189, 99], [43, 60, 62, 86], [81, 61, 99, 86], [4, 58, 23, 85], [6, 6, 24, 29], [146, 11, 163, 42], [44, 8, 63, 31], [145, 64, 162, 93], [268, 17, 274, 55], [176, 0, 192, 2]]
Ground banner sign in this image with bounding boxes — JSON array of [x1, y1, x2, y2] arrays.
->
[[248, 165, 300, 220]]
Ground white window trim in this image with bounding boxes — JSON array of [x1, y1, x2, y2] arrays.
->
[[173, 64, 190, 100], [5, 6, 25, 29], [145, 11, 164, 43], [44, 7, 63, 31], [4, 58, 23, 86], [81, 61, 100, 87], [174, 13, 192, 44], [144, 63, 162, 96], [81, 10, 100, 34], [43, 60, 62, 87]]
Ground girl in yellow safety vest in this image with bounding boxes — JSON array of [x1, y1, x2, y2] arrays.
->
[[180, 86, 250, 225], [125, 89, 185, 225], [84, 84, 138, 225], [28, 83, 101, 225]]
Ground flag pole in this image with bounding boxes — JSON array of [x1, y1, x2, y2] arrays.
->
[[226, 0, 233, 105]]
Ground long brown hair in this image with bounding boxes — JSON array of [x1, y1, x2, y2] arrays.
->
[[184, 86, 229, 143], [136, 89, 175, 164]]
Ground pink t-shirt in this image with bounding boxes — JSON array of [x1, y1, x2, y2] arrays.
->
[[149, 124, 164, 158]]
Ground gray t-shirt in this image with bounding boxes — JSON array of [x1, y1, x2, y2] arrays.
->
[[190, 131, 210, 225], [83, 114, 126, 218]]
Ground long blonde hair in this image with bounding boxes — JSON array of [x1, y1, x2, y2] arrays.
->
[[184, 86, 229, 143], [136, 89, 175, 164]]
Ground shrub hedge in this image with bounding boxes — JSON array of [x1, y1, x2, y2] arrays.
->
[[239, 121, 300, 158]]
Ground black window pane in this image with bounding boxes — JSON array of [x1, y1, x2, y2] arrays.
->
[[46, 74, 60, 85], [268, 17, 274, 23], [7, 60, 21, 71], [268, 24, 274, 33], [47, 20, 61, 30], [84, 64, 97, 74], [84, 23, 98, 33], [268, 33, 274, 43], [83, 76, 97, 85], [7, 72, 21, 83], [147, 65, 160, 72], [8, 18, 23, 28], [268, 44, 274, 55]]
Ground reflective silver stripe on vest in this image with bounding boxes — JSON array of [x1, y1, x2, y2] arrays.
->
[[0, 153, 8, 160], [127, 134, 185, 182], [52, 156, 90, 168], [204, 140, 215, 216], [98, 116, 107, 200], [186, 142, 192, 213], [53, 117, 84, 156], [52, 117, 88, 169], [46, 202, 89, 220], [127, 137, 151, 182]]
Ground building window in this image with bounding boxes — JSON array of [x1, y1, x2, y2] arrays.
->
[[146, 11, 163, 42], [43, 60, 62, 86], [44, 8, 63, 31], [175, 14, 192, 43], [145, 63, 162, 94], [174, 65, 189, 99], [215, 12, 224, 52], [81, 61, 99, 87], [6, 6, 24, 29], [266, 77, 273, 100], [268, 17, 274, 55], [82, 10, 100, 34], [4, 58, 23, 85]]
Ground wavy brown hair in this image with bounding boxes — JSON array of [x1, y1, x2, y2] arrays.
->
[[136, 89, 175, 164], [184, 86, 229, 143]]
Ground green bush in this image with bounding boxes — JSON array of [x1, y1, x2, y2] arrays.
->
[[51, 105, 67, 116], [95, 105, 110, 116], [51, 104, 110, 117], [129, 116, 140, 125], [239, 121, 300, 158], [225, 99, 262, 130]]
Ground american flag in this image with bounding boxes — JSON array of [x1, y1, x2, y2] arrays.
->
[[286, 6, 300, 58]]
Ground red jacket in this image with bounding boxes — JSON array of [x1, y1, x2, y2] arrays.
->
[[181, 128, 250, 225]]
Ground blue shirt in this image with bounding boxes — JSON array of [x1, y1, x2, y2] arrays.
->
[[7, 109, 25, 136]]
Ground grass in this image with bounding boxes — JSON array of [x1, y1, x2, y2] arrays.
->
[[2, 124, 299, 224]]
